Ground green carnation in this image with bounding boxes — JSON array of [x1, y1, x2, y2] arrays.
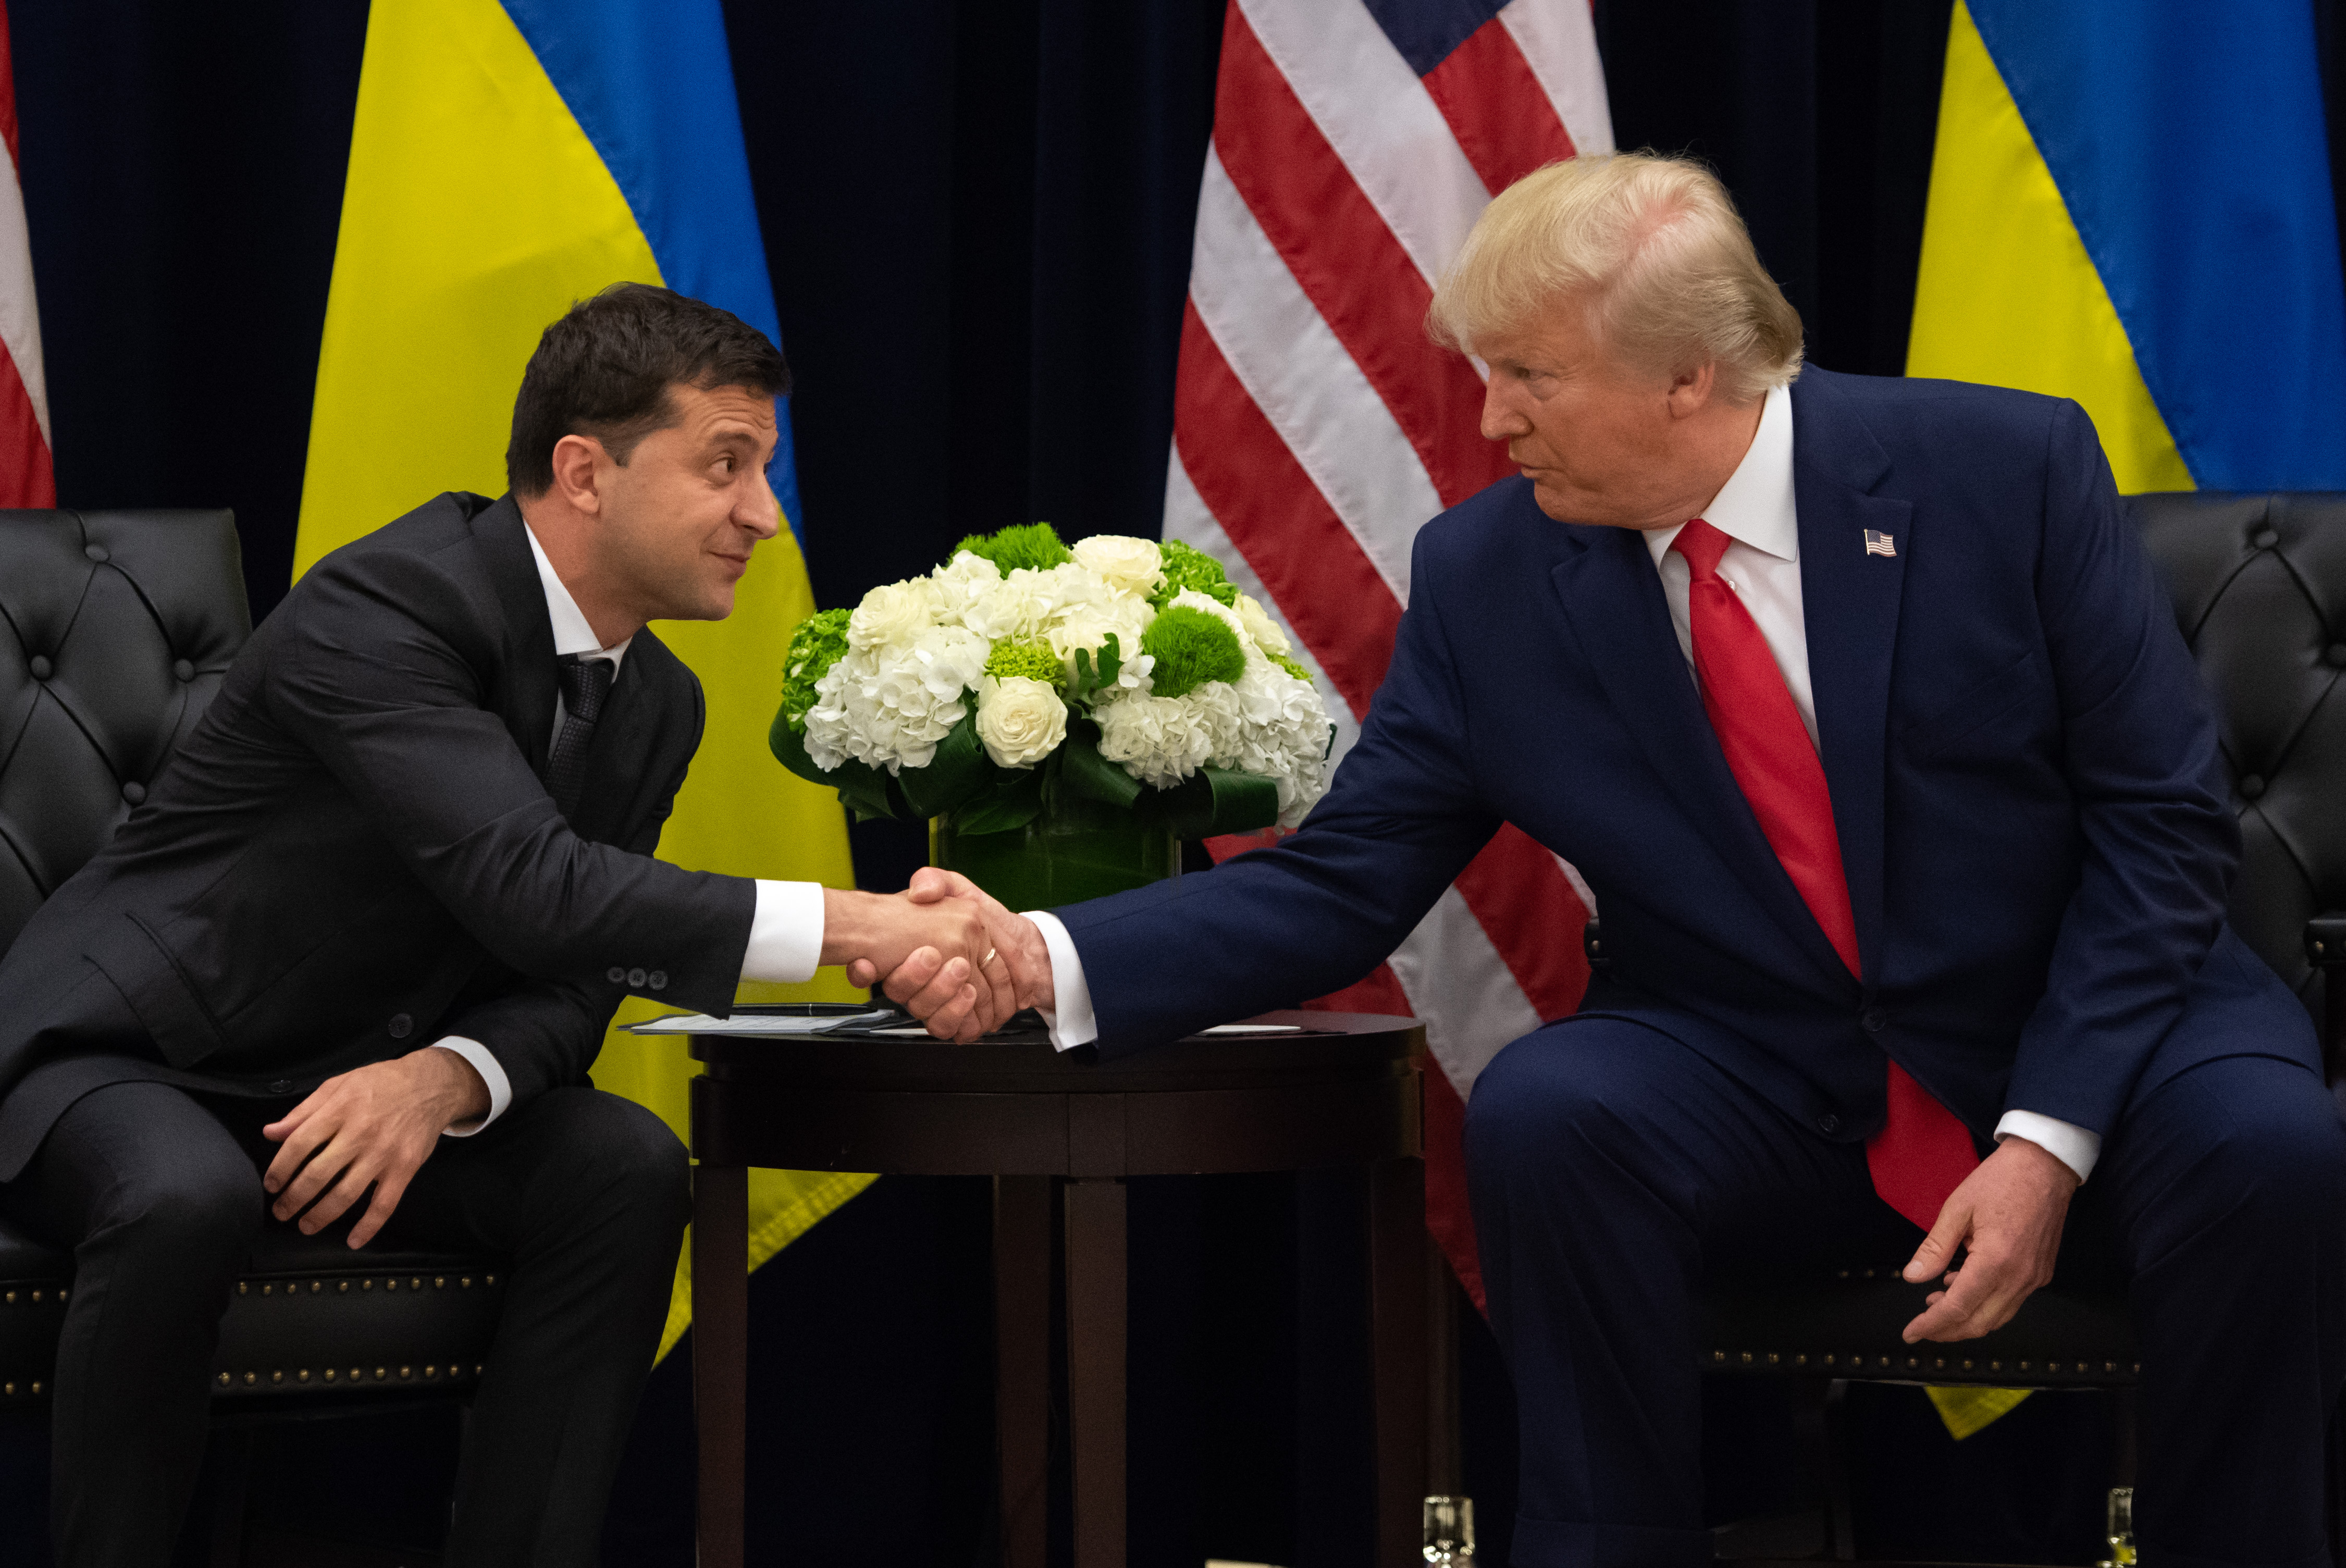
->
[[949, 521, 1074, 577], [1141, 605, 1246, 699], [1153, 538, 1238, 607], [985, 637, 1064, 685], [777, 608, 850, 733], [1270, 652, 1312, 684]]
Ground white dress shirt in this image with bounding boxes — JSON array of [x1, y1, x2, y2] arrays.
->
[[1027, 382, 2100, 1183], [430, 526, 827, 1134]]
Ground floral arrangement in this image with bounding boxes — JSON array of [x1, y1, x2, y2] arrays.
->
[[769, 524, 1335, 838]]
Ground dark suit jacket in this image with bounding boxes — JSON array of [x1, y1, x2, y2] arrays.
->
[[0, 491, 755, 1173], [1059, 368, 2313, 1146]]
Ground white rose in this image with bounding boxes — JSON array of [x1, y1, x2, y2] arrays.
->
[[847, 580, 937, 652], [1071, 535, 1165, 597], [976, 676, 1068, 768], [1233, 592, 1292, 658]]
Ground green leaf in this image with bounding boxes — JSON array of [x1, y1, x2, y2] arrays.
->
[[1058, 723, 1142, 809], [1137, 765, 1279, 838], [895, 710, 999, 819], [768, 712, 905, 821], [947, 768, 1045, 835], [1067, 633, 1124, 708]]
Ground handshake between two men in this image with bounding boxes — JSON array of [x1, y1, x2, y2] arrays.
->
[[839, 869, 1054, 1041]]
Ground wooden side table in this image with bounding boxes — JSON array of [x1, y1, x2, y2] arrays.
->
[[686, 1010, 1427, 1568]]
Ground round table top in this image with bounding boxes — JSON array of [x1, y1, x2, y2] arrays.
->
[[687, 1009, 1424, 1095]]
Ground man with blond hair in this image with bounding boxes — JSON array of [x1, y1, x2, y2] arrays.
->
[[894, 153, 2344, 1563]]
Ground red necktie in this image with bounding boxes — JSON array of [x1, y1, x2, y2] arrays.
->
[[1671, 518, 1976, 1230]]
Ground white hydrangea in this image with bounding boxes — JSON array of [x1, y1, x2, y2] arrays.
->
[[803, 624, 989, 773], [1097, 586, 1332, 825], [1094, 690, 1218, 789]]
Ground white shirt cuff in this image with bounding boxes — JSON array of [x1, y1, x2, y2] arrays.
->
[[1022, 910, 1096, 1051], [1994, 1109, 2101, 1183], [430, 1038, 511, 1137], [741, 880, 824, 983]]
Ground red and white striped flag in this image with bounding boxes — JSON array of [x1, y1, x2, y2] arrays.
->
[[0, 0, 50, 510], [1168, 0, 1611, 1304]]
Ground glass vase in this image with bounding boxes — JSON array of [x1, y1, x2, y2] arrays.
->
[[930, 789, 1178, 912]]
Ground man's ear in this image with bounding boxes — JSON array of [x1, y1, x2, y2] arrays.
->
[[1664, 360, 1717, 421], [547, 434, 608, 515]]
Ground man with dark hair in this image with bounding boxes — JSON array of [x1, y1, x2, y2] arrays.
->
[[0, 283, 1003, 1564]]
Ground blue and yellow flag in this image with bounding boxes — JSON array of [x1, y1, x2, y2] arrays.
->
[[1910, 0, 2346, 493], [293, 0, 869, 1358], [1908, 0, 2346, 1440]]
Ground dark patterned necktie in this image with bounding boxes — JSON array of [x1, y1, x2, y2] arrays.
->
[[546, 654, 614, 819]]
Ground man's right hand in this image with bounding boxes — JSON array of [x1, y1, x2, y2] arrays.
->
[[820, 887, 1008, 1040], [846, 870, 1053, 1040]]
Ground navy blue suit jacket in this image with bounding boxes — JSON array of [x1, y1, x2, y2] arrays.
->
[[1060, 368, 2307, 1147]]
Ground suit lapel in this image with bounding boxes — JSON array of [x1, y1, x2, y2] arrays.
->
[[1791, 373, 1911, 989], [470, 494, 562, 777], [1549, 526, 1853, 989]]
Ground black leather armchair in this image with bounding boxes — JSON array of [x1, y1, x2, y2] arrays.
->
[[1615, 491, 2346, 1562], [0, 510, 504, 1557]]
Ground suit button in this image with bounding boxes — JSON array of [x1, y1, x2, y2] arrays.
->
[[120, 782, 146, 806], [627, 968, 648, 988], [607, 967, 626, 984], [2254, 528, 2280, 550], [172, 658, 195, 682], [83, 544, 108, 563], [388, 1013, 413, 1039], [269, 1080, 295, 1095], [648, 970, 668, 991], [2239, 773, 2266, 800], [1860, 1009, 1885, 1033], [28, 655, 51, 680], [1817, 1114, 1841, 1134]]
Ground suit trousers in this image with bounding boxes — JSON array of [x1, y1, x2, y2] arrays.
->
[[1, 1075, 690, 1568], [1465, 1010, 2346, 1568]]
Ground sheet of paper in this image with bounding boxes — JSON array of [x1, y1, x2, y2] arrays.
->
[[626, 1009, 898, 1035], [1198, 1023, 1305, 1034]]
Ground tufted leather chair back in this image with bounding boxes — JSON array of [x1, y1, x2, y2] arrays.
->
[[0, 509, 247, 955], [2127, 492, 2346, 1040]]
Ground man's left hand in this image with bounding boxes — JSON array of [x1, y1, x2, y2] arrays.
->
[[261, 1047, 490, 1248], [1899, 1134, 2080, 1343]]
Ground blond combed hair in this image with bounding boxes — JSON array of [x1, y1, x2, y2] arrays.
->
[[1428, 152, 1805, 403]]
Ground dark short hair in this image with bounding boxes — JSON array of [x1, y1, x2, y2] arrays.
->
[[505, 282, 791, 497]]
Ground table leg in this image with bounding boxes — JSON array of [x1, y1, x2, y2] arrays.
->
[[693, 1160, 749, 1568], [1064, 1177, 1127, 1568], [995, 1175, 1053, 1568], [1427, 1236, 1462, 1497], [1369, 1156, 1429, 1568]]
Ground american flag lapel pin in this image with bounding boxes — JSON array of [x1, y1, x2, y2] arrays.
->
[[1862, 529, 1897, 558]]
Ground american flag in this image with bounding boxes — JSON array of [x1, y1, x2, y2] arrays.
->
[[0, 0, 48, 509], [1167, 0, 1612, 1304], [1863, 528, 1898, 558]]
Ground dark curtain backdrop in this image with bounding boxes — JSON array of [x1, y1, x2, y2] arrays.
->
[[7, 2, 2345, 1563]]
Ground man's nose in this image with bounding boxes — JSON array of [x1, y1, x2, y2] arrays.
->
[[1480, 382, 1528, 442], [740, 467, 783, 539]]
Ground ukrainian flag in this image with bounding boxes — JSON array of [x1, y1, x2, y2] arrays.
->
[[1910, 0, 2346, 494], [1909, 0, 2346, 1440], [292, 0, 870, 1358]]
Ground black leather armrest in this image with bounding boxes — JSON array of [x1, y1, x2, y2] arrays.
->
[[2306, 914, 2346, 968]]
